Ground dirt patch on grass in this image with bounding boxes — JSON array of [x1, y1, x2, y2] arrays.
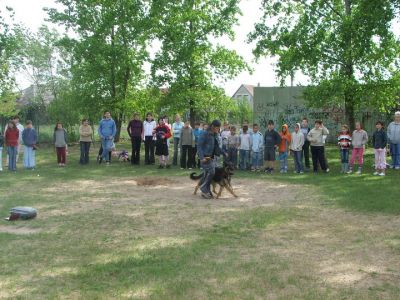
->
[[133, 177, 175, 186], [0, 225, 41, 235]]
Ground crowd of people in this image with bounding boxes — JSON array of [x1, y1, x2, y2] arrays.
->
[[1, 111, 400, 182]]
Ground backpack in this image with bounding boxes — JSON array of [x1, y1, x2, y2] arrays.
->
[[6, 207, 37, 221]]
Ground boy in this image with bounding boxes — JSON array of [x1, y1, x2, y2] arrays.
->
[[278, 124, 291, 173], [22, 120, 38, 170], [226, 126, 239, 169], [239, 125, 252, 170], [179, 120, 195, 169], [301, 118, 311, 171], [220, 121, 231, 161], [251, 124, 264, 171], [290, 123, 305, 173], [264, 120, 281, 174], [143, 112, 156, 165], [307, 120, 329, 173]]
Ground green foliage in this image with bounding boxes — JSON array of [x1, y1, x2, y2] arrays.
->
[[46, 0, 151, 140], [250, 0, 400, 127], [229, 97, 253, 125], [0, 90, 19, 119], [151, 0, 250, 124]]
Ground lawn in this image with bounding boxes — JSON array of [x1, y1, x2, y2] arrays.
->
[[0, 143, 399, 299]]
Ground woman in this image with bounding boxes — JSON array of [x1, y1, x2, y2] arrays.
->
[[5, 121, 19, 171], [79, 119, 93, 165], [387, 111, 400, 169], [53, 122, 68, 167]]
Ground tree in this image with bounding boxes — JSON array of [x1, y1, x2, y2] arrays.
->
[[47, 0, 151, 141], [230, 97, 253, 126], [249, 0, 400, 128], [151, 0, 250, 125]]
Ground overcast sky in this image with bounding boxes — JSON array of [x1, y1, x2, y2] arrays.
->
[[0, 0, 347, 96]]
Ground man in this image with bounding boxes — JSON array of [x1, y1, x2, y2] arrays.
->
[[143, 112, 156, 165], [197, 120, 221, 199], [172, 114, 184, 165], [98, 111, 116, 165], [307, 120, 329, 173], [127, 113, 143, 165], [387, 111, 400, 169], [300, 117, 311, 171]]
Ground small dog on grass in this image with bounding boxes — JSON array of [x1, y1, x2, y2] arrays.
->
[[190, 162, 238, 199]]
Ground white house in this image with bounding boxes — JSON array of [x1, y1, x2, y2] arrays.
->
[[231, 84, 255, 106]]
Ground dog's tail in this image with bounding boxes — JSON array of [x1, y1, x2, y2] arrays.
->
[[190, 172, 203, 180]]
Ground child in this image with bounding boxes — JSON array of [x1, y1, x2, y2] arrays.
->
[[290, 123, 305, 174], [5, 121, 19, 171], [226, 126, 239, 169], [22, 120, 38, 170], [79, 119, 93, 165], [264, 120, 281, 174], [372, 121, 387, 176], [307, 120, 329, 173], [0, 129, 3, 171], [337, 125, 352, 173], [251, 124, 264, 171], [154, 118, 172, 169], [348, 122, 368, 174], [53, 122, 68, 167], [278, 124, 291, 173], [239, 125, 252, 170], [179, 120, 195, 169], [193, 122, 202, 168]]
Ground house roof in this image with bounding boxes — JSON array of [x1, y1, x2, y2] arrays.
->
[[231, 84, 255, 98]]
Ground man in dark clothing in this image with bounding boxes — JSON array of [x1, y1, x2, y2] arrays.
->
[[264, 120, 281, 174], [127, 113, 143, 165], [197, 120, 221, 199], [300, 118, 311, 171]]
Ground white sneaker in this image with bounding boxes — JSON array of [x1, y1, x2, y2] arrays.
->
[[346, 170, 353, 174], [373, 171, 379, 175], [0, 168, 3, 171], [356, 170, 362, 175], [378, 173, 385, 176]]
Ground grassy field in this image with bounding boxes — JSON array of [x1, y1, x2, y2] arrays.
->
[[0, 143, 399, 299]]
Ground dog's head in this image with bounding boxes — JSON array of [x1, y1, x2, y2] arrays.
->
[[223, 161, 235, 173]]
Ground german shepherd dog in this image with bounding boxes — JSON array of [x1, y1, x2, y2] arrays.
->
[[190, 162, 238, 199]]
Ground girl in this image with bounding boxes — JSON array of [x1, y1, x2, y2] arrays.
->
[[278, 124, 291, 173], [239, 125, 252, 170], [5, 121, 19, 171], [22, 120, 38, 169], [348, 122, 368, 174], [337, 125, 352, 173], [53, 122, 68, 167], [154, 118, 172, 169], [79, 119, 93, 165], [372, 121, 387, 176]]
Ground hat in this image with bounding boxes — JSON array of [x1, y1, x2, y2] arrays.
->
[[210, 120, 221, 127], [395, 111, 400, 116]]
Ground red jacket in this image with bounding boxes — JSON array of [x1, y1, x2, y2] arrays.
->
[[5, 128, 19, 147]]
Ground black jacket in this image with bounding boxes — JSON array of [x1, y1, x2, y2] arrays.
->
[[264, 129, 281, 148], [372, 129, 387, 149]]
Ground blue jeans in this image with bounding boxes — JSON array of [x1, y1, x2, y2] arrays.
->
[[101, 138, 113, 161], [252, 151, 263, 169], [293, 150, 304, 173], [340, 149, 349, 163], [7, 146, 17, 171], [227, 147, 238, 168], [23, 146, 36, 168], [0, 147, 3, 170], [390, 143, 400, 168], [173, 137, 180, 165], [279, 151, 288, 171], [239, 149, 251, 170], [200, 159, 216, 194]]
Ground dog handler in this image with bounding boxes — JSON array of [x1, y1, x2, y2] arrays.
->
[[197, 120, 221, 199]]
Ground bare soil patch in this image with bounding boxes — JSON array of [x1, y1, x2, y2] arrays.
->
[[0, 225, 41, 235]]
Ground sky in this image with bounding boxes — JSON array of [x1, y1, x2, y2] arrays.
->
[[0, 0, 309, 96]]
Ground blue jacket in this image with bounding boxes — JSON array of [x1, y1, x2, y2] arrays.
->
[[372, 129, 387, 149], [98, 118, 116, 140], [197, 130, 220, 160], [251, 131, 264, 152], [22, 128, 38, 147]]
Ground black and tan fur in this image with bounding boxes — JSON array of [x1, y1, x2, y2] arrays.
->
[[190, 162, 238, 199]]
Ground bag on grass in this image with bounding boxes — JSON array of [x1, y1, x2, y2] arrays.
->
[[6, 207, 37, 221]]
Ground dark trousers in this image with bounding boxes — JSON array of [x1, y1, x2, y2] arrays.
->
[[302, 141, 310, 169], [131, 137, 142, 165], [56, 147, 66, 164], [144, 136, 155, 164], [181, 145, 193, 168], [200, 160, 216, 194], [311, 146, 327, 172], [80, 141, 91, 164], [340, 149, 349, 163]]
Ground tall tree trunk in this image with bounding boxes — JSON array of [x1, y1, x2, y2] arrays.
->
[[344, 0, 355, 129], [114, 112, 123, 142]]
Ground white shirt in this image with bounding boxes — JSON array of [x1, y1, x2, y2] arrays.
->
[[143, 120, 156, 137]]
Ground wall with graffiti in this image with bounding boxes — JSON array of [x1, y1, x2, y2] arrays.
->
[[253, 86, 389, 142]]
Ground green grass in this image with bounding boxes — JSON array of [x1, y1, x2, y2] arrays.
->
[[0, 144, 399, 299]]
